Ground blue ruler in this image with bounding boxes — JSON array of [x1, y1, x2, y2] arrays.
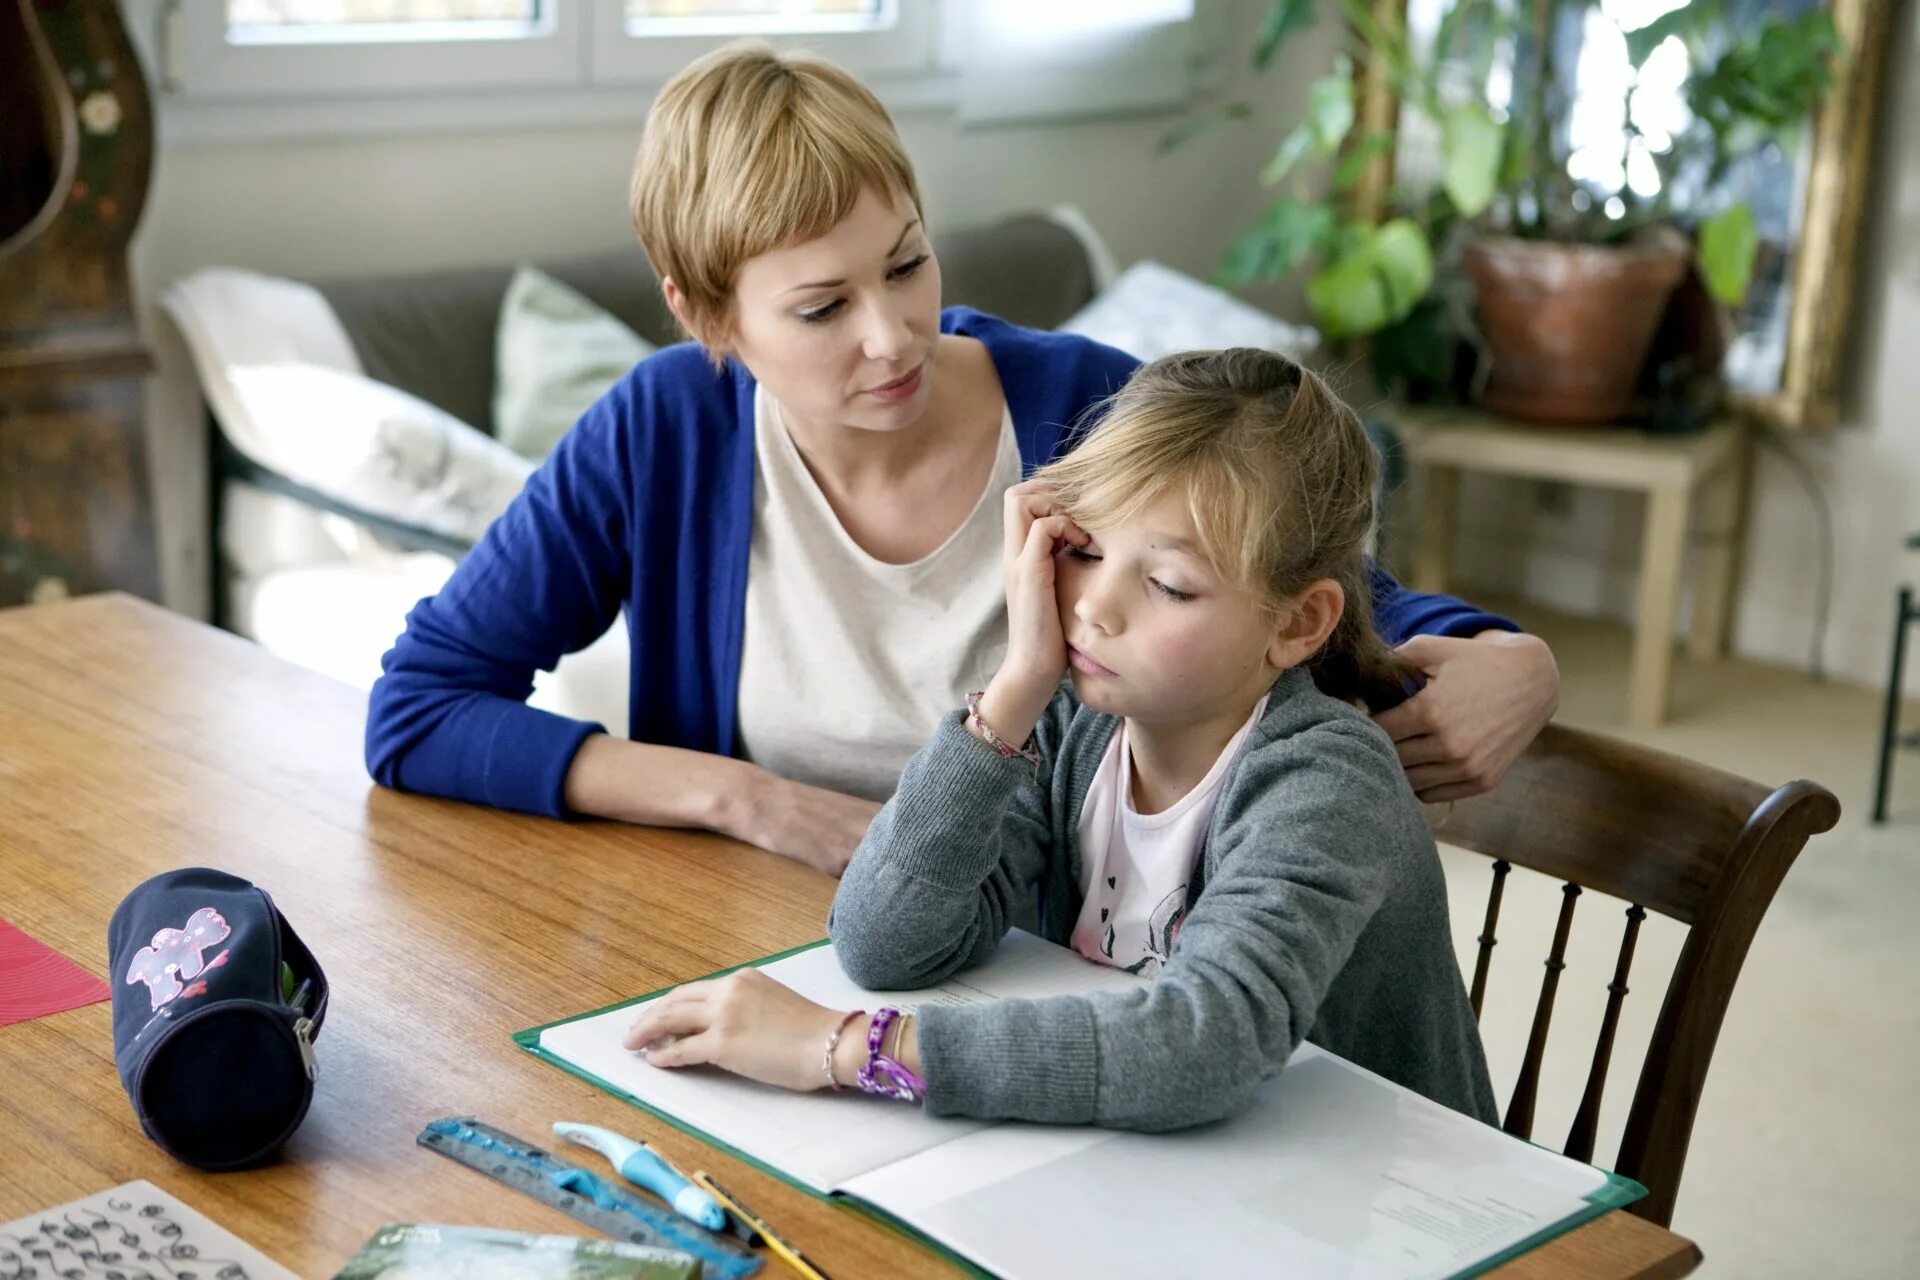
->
[[417, 1116, 764, 1280]]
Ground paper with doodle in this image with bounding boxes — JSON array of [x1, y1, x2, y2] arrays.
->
[[0, 1180, 297, 1280]]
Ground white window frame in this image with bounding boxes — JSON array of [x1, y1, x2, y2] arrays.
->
[[130, 0, 1223, 145], [589, 0, 934, 84], [160, 0, 584, 100]]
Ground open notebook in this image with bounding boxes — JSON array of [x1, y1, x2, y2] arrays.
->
[[517, 931, 1643, 1280]]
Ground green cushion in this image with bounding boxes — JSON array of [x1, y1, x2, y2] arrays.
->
[[493, 264, 654, 460]]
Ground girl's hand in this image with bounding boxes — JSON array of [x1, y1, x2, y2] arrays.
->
[[998, 480, 1088, 699], [622, 968, 848, 1093]]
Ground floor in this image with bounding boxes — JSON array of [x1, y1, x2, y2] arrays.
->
[[1451, 600, 1919, 1278]]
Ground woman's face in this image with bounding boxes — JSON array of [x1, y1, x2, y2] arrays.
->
[[723, 186, 943, 437]]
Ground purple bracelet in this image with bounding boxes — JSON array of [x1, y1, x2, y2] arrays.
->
[[855, 1007, 926, 1103]]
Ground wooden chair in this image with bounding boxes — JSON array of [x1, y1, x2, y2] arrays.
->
[[1431, 722, 1839, 1227]]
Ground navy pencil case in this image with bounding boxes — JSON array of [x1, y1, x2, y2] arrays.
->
[[107, 867, 330, 1170]]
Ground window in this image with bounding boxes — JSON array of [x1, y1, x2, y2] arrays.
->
[[138, 0, 1213, 140], [225, 1, 546, 41], [162, 0, 578, 98], [588, 0, 929, 83], [623, 1, 887, 36]]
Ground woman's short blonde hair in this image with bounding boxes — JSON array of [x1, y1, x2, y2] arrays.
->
[[631, 40, 924, 355]]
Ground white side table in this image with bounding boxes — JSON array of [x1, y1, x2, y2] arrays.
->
[[1393, 405, 1749, 728]]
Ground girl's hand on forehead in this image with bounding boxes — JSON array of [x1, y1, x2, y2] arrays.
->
[[1000, 479, 1089, 563], [998, 482, 1083, 694]]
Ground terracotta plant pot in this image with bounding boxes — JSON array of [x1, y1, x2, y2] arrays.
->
[[1463, 229, 1693, 424]]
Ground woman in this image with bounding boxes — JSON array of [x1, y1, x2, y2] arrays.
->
[[365, 41, 1558, 875]]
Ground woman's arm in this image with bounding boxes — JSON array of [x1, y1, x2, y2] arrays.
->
[[364, 366, 882, 868], [565, 735, 880, 875], [364, 393, 635, 817]]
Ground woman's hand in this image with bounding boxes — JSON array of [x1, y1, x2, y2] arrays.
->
[[720, 768, 883, 878], [1373, 630, 1560, 803], [622, 968, 849, 1093]]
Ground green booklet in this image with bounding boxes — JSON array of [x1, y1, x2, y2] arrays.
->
[[329, 1224, 701, 1279], [517, 931, 1646, 1280]]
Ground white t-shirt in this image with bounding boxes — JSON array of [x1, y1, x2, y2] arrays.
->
[[1069, 696, 1270, 976], [734, 385, 1020, 801]]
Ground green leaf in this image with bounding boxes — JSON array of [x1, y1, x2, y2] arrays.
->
[[1265, 201, 1339, 274], [1216, 200, 1338, 286], [1440, 104, 1503, 217], [1306, 218, 1433, 339], [1372, 218, 1435, 314], [1308, 251, 1392, 339], [1261, 125, 1318, 186], [1624, 2, 1712, 69], [1699, 203, 1759, 303], [1333, 131, 1394, 192], [1255, 0, 1319, 70], [1156, 100, 1253, 154], [1219, 225, 1280, 287], [1307, 55, 1357, 153]]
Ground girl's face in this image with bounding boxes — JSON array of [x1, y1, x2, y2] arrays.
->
[[1055, 491, 1339, 728], [720, 186, 943, 438]]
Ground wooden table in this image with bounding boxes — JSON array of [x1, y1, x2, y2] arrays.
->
[[0, 595, 1704, 1279], [1393, 405, 1748, 728]]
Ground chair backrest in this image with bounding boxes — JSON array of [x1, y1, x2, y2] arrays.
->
[[1430, 721, 1839, 1227]]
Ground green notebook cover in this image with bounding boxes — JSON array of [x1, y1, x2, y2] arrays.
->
[[515, 943, 1647, 1280]]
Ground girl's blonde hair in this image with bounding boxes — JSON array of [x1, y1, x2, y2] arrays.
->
[[1034, 348, 1411, 711], [630, 40, 924, 363]]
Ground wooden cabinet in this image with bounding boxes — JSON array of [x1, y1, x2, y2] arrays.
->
[[0, 0, 159, 606]]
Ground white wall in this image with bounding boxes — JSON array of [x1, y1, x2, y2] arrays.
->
[[127, 0, 1330, 622], [1442, 0, 1920, 698]]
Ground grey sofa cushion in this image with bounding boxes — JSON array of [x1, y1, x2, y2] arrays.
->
[[311, 213, 1098, 438]]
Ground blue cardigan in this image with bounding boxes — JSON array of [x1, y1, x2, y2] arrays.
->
[[366, 307, 1513, 818]]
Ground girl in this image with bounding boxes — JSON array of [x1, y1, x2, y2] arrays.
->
[[623, 348, 1497, 1129]]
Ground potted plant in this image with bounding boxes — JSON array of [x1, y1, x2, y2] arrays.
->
[[1169, 0, 1840, 424]]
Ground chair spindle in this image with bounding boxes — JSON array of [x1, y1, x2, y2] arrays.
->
[[1504, 881, 1582, 1140], [1470, 859, 1511, 1021], [1564, 903, 1646, 1163]]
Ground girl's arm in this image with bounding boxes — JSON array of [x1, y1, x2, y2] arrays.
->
[[908, 717, 1424, 1130], [625, 716, 1424, 1130]]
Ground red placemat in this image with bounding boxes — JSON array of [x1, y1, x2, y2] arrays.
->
[[0, 919, 110, 1026]]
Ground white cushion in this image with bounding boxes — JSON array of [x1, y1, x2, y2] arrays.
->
[[223, 363, 533, 546], [1058, 260, 1320, 362], [494, 264, 654, 461], [160, 268, 365, 461]]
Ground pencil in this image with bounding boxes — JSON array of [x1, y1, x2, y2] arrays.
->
[[691, 1170, 833, 1280]]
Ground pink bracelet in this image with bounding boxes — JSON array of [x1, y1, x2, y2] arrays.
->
[[965, 691, 1042, 766], [855, 1007, 926, 1103]]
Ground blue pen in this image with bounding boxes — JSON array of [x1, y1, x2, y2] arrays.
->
[[552, 1122, 727, 1232]]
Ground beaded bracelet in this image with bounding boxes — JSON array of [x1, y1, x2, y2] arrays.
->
[[821, 1009, 865, 1092], [855, 1006, 926, 1103], [964, 690, 1042, 767]]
